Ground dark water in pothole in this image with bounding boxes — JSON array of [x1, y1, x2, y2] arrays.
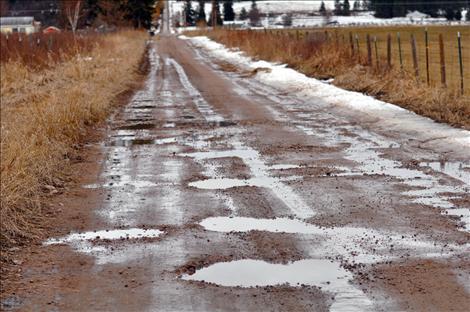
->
[[116, 123, 156, 130], [107, 139, 155, 147]]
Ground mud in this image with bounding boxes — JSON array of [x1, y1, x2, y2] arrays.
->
[[2, 10, 470, 311]]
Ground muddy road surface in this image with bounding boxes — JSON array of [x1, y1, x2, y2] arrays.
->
[[3, 32, 470, 311]]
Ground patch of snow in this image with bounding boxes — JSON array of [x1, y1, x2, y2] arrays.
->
[[183, 35, 470, 150]]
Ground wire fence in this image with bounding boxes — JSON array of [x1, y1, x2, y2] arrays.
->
[[304, 26, 468, 95]]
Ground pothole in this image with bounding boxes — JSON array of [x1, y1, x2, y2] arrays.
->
[[117, 123, 156, 130], [182, 259, 373, 311], [107, 139, 154, 147]]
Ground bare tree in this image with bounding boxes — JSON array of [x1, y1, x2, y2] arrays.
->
[[61, 0, 82, 34], [0, 0, 9, 16]]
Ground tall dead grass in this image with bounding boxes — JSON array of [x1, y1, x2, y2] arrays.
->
[[0, 32, 98, 69], [192, 29, 469, 129], [0, 30, 148, 252]]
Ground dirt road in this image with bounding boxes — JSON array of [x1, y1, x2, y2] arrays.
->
[[2, 7, 470, 311]]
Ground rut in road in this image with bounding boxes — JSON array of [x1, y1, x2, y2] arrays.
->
[[12, 34, 470, 312]]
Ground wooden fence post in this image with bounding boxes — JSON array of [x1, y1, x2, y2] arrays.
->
[[349, 32, 354, 55], [457, 32, 464, 95], [366, 34, 372, 65], [425, 28, 430, 86], [397, 32, 403, 70], [387, 33, 392, 68], [374, 36, 379, 68], [355, 34, 360, 57], [439, 33, 446, 87], [411, 34, 419, 80]]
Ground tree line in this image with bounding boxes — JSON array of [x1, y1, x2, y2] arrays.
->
[[0, 0, 158, 30], [369, 0, 470, 19], [182, 0, 263, 27]]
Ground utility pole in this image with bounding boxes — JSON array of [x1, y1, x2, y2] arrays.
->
[[265, 3, 270, 28]]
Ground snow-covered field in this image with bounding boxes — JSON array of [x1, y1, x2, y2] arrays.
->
[[170, 1, 468, 27]]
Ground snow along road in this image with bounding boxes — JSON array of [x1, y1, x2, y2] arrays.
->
[[5, 31, 470, 311]]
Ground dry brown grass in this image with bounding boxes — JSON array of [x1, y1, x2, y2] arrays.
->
[[0, 30, 148, 252], [189, 29, 469, 129], [0, 32, 98, 69], [297, 25, 470, 93]]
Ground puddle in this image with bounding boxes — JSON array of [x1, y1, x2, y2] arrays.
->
[[294, 122, 470, 232], [182, 145, 313, 219], [45, 228, 163, 245], [154, 137, 178, 145], [163, 122, 176, 128], [130, 105, 156, 109], [117, 123, 155, 130], [270, 164, 302, 170], [419, 161, 470, 185], [108, 138, 154, 147], [182, 259, 373, 312], [209, 121, 237, 128], [198, 217, 463, 264], [200, 217, 323, 234]]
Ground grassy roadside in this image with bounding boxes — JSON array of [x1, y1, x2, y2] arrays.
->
[[0, 30, 148, 255], [188, 29, 469, 129]]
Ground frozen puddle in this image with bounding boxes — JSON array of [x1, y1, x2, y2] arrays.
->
[[182, 259, 373, 312], [45, 228, 163, 245]]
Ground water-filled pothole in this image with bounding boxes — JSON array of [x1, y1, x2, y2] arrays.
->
[[107, 139, 155, 147], [182, 259, 373, 311], [117, 123, 156, 130]]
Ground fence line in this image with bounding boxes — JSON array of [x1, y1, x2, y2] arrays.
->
[[333, 29, 466, 95]]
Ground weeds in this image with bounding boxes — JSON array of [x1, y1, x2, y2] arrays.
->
[[0, 30, 148, 255], [0, 32, 98, 69]]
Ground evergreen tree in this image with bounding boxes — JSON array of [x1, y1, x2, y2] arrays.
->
[[343, 0, 351, 16], [334, 0, 342, 15], [223, 0, 235, 21], [208, 0, 223, 26], [371, 0, 393, 18], [183, 0, 196, 26], [319, 1, 327, 16], [123, 0, 155, 29], [239, 7, 248, 20], [248, 0, 261, 26], [282, 13, 293, 26], [196, 0, 206, 25]]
